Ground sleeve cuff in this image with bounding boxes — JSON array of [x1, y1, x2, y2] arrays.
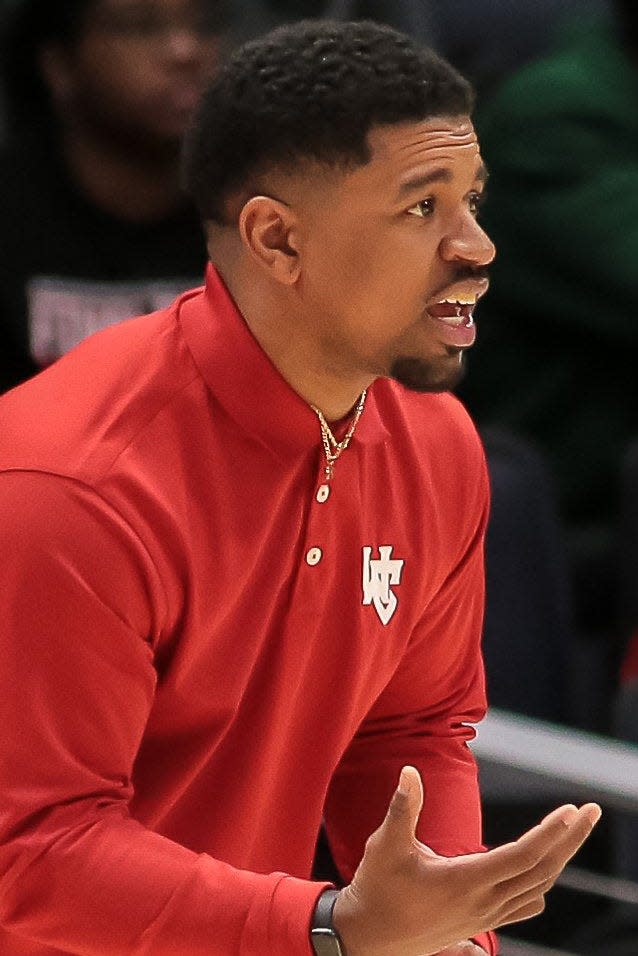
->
[[473, 929, 498, 954], [256, 874, 332, 956]]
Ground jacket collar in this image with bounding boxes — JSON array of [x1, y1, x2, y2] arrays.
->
[[178, 263, 389, 460]]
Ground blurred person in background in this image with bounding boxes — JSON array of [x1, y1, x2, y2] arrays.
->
[[0, 0, 229, 394], [457, 0, 638, 692], [233, 0, 610, 93]]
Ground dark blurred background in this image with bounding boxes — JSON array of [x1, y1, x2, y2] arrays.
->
[[2, 2, 637, 953]]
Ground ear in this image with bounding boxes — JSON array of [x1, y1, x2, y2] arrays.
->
[[238, 196, 301, 285]]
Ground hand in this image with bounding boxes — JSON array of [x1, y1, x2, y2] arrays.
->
[[333, 765, 601, 956], [435, 944, 487, 955], [435, 943, 488, 955]]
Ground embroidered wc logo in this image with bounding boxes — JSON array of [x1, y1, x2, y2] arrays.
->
[[362, 546, 405, 625]]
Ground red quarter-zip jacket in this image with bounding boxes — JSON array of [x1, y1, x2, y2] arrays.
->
[[0, 265, 496, 955]]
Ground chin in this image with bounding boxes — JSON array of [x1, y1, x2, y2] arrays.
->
[[390, 354, 467, 393]]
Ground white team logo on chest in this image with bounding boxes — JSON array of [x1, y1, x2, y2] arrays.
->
[[362, 546, 405, 625]]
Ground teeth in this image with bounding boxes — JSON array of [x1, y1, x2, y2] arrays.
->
[[439, 297, 477, 306], [439, 312, 474, 327]]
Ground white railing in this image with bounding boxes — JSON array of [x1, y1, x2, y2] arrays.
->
[[470, 708, 638, 955], [472, 708, 638, 812]]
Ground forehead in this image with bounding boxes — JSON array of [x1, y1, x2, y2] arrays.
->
[[361, 116, 482, 188], [251, 116, 482, 218]]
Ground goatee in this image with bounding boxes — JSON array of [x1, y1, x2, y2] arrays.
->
[[390, 353, 467, 393]]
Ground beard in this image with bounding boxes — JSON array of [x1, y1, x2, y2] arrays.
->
[[389, 349, 468, 393]]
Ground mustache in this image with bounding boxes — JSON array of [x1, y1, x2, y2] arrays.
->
[[429, 267, 490, 298], [457, 266, 490, 282]]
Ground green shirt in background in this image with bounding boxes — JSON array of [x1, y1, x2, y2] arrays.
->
[[460, 19, 638, 611]]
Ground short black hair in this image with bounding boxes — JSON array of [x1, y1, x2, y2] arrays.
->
[[0, 0, 96, 131], [183, 19, 474, 223]]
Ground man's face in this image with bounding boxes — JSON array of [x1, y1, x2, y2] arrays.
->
[[295, 116, 495, 393], [49, 0, 224, 151]]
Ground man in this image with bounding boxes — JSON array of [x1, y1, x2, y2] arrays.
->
[[0, 0, 228, 393], [0, 20, 600, 956]]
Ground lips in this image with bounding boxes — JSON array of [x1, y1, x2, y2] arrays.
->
[[426, 299, 477, 348], [428, 302, 475, 320], [424, 279, 488, 349]]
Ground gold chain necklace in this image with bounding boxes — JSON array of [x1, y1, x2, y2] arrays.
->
[[310, 390, 367, 481]]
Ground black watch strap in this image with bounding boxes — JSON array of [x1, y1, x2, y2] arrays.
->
[[310, 888, 346, 956]]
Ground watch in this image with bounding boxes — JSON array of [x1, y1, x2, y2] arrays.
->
[[310, 889, 346, 956]]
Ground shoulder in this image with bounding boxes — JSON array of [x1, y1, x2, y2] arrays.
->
[[372, 382, 489, 554], [374, 379, 486, 478], [0, 288, 205, 485], [377, 378, 482, 440]]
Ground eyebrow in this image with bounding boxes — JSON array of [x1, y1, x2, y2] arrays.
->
[[397, 162, 489, 199]]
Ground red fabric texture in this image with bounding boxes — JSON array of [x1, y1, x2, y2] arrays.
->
[[0, 265, 496, 954]]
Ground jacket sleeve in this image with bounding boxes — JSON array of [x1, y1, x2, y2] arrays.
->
[[0, 470, 325, 955], [323, 462, 497, 955]]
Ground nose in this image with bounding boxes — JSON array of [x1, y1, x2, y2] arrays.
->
[[439, 215, 496, 268]]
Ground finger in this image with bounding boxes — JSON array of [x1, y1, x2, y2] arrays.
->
[[518, 803, 601, 878], [495, 864, 571, 929], [483, 802, 601, 881], [493, 874, 555, 927], [521, 803, 601, 856], [496, 805, 598, 899], [436, 943, 488, 955], [497, 893, 546, 928], [380, 765, 424, 847], [496, 853, 563, 902]]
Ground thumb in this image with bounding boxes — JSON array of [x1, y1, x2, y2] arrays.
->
[[382, 765, 424, 845], [437, 945, 488, 955]]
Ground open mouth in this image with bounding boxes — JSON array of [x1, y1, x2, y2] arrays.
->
[[427, 298, 476, 328], [425, 294, 481, 349]]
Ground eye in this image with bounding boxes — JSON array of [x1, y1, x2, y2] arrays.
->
[[468, 190, 486, 218], [407, 198, 435, 218]]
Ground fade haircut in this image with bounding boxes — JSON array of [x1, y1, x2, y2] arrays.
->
[[183, 19, 474, 224]]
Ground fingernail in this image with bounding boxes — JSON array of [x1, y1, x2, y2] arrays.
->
[[398, 766, 413, 795], [587, 805, 602, 826], [562, 805, 579, 825]]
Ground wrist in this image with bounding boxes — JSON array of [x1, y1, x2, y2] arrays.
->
[[331, 886, 367, 956], [311, 888, 347, 956]]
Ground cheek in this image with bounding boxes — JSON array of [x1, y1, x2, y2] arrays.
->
[[339, 219, 441, 290], [312, 226, 388, 298], [303, 218, 436, 331]]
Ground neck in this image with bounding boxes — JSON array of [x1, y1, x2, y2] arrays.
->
[[255, 322, 370, 420], [61, 125, 185, 222], [212, 254, 376, 421], [292, 369, 369, 423]]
